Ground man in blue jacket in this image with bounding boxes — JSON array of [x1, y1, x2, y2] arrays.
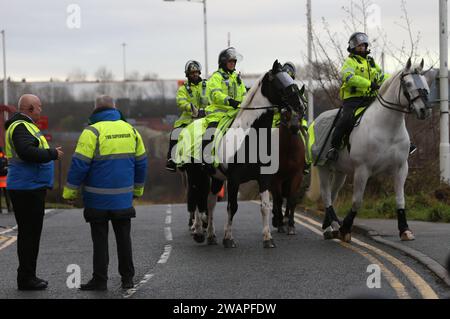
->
[[63, 95, 148, 290]]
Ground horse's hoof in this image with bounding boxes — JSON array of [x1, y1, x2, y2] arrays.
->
[[323, 230, 333, 240], [339, 230, 352, 243], [277, 226, 286, 233], [263, 239, 276, 248], [222, 238, 237, 248], [207, 236, 218, 245], [193, 232, 205, 243], [287, 226, 296, 235], [400, 230, 415, 241]]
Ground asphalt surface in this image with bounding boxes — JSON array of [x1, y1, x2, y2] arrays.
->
[[0, 202, 449, 299]]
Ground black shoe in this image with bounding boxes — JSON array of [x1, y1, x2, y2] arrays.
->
[[326, 148, 339, 161], [18, 278, 48, 291], [79, 278, 107, 291], [409, 144, 417, 155], [165, 159, 177, 172], [35, 277, 48, 285], [121, 278, 134, 289]]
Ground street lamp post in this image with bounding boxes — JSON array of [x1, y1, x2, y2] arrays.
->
[[1, 30, 8, 122], [306, 0, 314, 124], [164, 0, 208, 77], [122, 42, 127, 81], [1, 30, 7, 107]]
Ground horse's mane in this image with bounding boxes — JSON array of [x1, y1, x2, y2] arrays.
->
[[230, 72, 270, 131], [378, 69, 402, 95]]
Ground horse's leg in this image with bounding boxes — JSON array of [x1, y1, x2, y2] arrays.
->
[[286, 173, 302, 235], [186, 167, 196, 230], [207, 177, 222, 245], [394, 162, 415, 241], [329, 172, 347, 238], [339, 166, 370, 243], [271, 180, 285, 233], [223, 178, 238, 248], [318, 168, 339, 239], [259, 176, 275, 248]]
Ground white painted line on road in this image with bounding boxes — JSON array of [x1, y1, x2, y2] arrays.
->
[[165, 215, 172, 225], [0, 209, 55, 236], [293, 216, 410, 299], [164, 227, 173, 241], [0, 236, 17, 251], [166, 204, 172, 215], [123, 274, 155, 299], [157, 245, 172, 264], [295, 213, 439, 299], [0, 225, 17, 235]]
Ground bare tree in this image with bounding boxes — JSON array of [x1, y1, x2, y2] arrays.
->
[[66, 68, 87, 82], [94, 66, 115, 82]]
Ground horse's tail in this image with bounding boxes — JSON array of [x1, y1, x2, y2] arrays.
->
[[306, 165, 321, 202]]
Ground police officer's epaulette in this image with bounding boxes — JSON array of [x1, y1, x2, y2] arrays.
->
[[217, 70, 229, 80], [184, 82, 194, 97], [202, 79, 207, 88], [237, 72, 242, 85], [367, 56, 376, 68]]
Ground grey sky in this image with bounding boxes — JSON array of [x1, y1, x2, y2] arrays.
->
[[0, 0, 445, 81]]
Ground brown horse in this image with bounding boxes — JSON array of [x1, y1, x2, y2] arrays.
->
[[271, 107, 306, 235]]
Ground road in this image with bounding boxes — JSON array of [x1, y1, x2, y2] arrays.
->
[[0, 202, 448, 299]]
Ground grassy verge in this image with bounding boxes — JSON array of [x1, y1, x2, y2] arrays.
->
[[317, 192, 450, 223]]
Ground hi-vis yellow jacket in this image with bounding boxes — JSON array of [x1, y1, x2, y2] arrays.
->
[[204, 68, 247, 123], [63, 108, 147, 210], [174, 79, 210, 128], [340, 54, 389, 100]]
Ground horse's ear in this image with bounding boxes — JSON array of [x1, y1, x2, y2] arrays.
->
[[419, 59, 424, 71], [299, 85, 305, 96], [406, 57, 412, 70], [272, 60, 280, 72]]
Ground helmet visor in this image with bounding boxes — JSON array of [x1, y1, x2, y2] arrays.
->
[[349, 33, 369, 49], [224, 48, 243, 63]]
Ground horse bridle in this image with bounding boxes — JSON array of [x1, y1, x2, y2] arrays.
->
[[376, 71, 430, 114]]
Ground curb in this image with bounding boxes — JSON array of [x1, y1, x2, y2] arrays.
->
[[298, 205, 450, 288]]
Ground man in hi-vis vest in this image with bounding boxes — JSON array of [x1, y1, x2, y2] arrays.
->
[[5, 94, 64, 291], [63, 95, 147, 291]]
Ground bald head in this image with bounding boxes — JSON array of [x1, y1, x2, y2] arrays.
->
[[18, 94, 42, 122], [94, 95, 116, 110]]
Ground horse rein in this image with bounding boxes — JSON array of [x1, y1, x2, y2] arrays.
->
[[376, 71, 429, 114]]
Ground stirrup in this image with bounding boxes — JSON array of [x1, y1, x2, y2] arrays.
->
[[326, 148, 339, 161], [409, 144, 417, 156], [165, 159, 177, 172]]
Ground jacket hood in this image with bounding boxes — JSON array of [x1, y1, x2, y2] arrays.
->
[[88, 108, 124, 125], [5, 112, 34, 130]]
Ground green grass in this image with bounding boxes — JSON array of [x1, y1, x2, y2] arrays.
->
[[332, 192, 450, 223]]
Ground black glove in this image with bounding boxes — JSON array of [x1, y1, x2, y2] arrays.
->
[[198, 109, 206, 118], [228, 99, 240, 108], [370, 81, 380, 91]]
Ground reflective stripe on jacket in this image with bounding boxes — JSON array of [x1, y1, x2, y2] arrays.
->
[[174, 79, 210, 128], [205, 68, 247, 123], [5, 120, 54, 190], [340, 54, 389, 100], [63, 109, 148, 210]]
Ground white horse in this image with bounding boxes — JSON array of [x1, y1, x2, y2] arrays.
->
[[307, 58, 436, 242]]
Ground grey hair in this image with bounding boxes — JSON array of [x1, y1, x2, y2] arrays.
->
[[94, 95, 116, 109]]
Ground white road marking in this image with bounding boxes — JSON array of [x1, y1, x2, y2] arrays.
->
[[158, 245, 172, 264], [123, 205, 173, 298], [0, 236, 17, 251], [123, 274, 154, 298]]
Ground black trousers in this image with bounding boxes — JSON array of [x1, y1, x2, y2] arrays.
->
[[90, 219, 134, 282], [202, 121, 218, 164], [331, 97, 373, 149], [9, 189, 46, 282]]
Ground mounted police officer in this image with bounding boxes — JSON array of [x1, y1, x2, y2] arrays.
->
[[166, 60, 209, 172], [202, 47, 247, 171], [327, 32, 388, 161], [63, 95, 148, 290]]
